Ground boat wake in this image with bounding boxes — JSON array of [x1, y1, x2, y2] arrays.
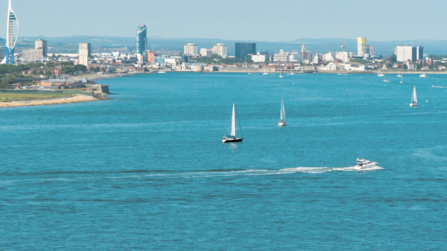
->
[[110, 165, 384, 180], [432, 85, 447, 88]]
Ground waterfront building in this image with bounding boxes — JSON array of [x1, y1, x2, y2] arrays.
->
[[1, 0, 19, 64], [136, 24, 147, 54], [395, 45, 423, 62], [212, 43, 227, 58], [357, 37, 367, 57], [235, 43, 256, 60], [184, 43, 198, 56], [313, 52, 320, 65], [79, 43, 91, 66], [273, 50, 289, 62], [200, 48, 213, 57], [22, 39, 48, 61], [251, 52, 266, 63]]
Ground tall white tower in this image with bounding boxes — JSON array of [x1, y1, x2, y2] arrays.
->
[[1, 0, 19, 64]]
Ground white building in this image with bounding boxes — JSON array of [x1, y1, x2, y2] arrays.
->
[[313, 53, 320, 65], [273, 50, 289, 62], [317, 62, 337, 71], [200, 48, 213, 57], [212, 43, 227, 58], [395, 45, 424, 62], [322, 52, 334, 62], [79, 42, 91, 66], [251, 52, 266, 62], [335, 52, 349, 63], [289, 50, 304, 62], [184, 43, 198, 56]]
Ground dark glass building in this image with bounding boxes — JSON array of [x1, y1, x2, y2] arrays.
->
[[235, 43, 256, 60], [136, 23, 147, 54]]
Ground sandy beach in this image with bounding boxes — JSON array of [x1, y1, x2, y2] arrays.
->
[[0, 94, 98, 108]]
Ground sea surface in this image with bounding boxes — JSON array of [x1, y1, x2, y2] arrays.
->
[[1, 73, 446, 250]]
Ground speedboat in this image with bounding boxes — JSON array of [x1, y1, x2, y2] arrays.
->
[[356, 158, 378, 169], [384, 79, 390, 82]]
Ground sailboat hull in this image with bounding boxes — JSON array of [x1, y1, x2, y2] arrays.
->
[[278, 121, 287, 126], [222, 137, 243, 143], [410, 103, 417, 107]]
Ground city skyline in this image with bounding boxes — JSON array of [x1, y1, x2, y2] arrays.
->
[[2, 0, 447, 42]]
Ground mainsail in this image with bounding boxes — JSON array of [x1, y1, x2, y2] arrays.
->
[[411, 86, 417, 104], [280, 97, 286, 122], [230, 102, 236, 137]]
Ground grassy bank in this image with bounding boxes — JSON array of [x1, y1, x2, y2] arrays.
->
[[0, 93, 72, 102]]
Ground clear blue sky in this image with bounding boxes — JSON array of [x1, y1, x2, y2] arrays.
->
[[2, 0, 446, 41]]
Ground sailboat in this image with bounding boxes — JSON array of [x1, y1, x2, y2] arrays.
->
[[263, 67, 269, 75], [410, 86, 418, 107], [278, 97, 287, 126], [279, 70, 283, 78], [400, 75, 403, 84], [420, 74, 427, 78], [378, 69, 384, 77], [222, 102, 244, 143], [397, 69, 402, 78]]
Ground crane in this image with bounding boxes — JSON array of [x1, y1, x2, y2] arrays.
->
[[342, 28, 348, 52]]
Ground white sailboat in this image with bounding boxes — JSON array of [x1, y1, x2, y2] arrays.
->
[[279, 70, 283, 78], [378, 69, 385, 77], [410, 86, 418, 107], [420, 74, 427, 78], [278, 97, 287, 126], [400, 75, 403, 84], [397, 69, 402, 78], [222, 102, 244, 143], [263, 67, 269, 75]]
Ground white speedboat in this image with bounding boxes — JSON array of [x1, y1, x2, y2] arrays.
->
[[384, 79, 390, 82], [158, 71, 166, 74], [420, 74, 427, 78], [356, 158, 378, 169]]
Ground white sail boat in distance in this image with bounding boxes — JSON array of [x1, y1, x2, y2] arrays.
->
[[278, 97, 287, 126], [410, 86, 418, 107], [397, 69, 402, 78], [279, 70, 283, 78], [222, 102, 244, 143], [378, 69, 385, 77]]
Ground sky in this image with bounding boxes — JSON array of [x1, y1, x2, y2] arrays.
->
[[1, 0, 447, 42]]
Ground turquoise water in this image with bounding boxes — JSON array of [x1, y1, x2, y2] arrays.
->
[[1, 73, 446, 250]]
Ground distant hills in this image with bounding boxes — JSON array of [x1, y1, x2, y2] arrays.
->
[[6, 36, 447, 55]]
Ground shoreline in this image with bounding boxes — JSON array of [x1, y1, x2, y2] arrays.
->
[[0, 94, 98, 108]]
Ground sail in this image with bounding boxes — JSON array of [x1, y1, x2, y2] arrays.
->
[[230, 102, 236, 137], [280, 98, 286, 122], [411, 86, 417, 104]]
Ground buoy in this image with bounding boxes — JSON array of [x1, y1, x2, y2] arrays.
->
[[293, 83, 295, 85], [426, 100, 428, 102]]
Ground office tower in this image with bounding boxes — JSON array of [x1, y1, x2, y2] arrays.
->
[[35, 39, 47, 57], [357, 37, 367, 57], [395, 45, 423, 62], [184, 43, 198, 56], [200, 48, 212, 57], [1, 0, 19, 64], [79, 43, 91, 66], [213, 43, 227, 58], [235, 43, 256, 60], [136, 24, 147, 54]]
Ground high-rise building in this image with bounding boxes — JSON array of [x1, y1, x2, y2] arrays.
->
[[147, 50, 155, 63], [395, 45, 423, 62], [357, 37, 367, 57], [1, 0, 19, 64], [136, 24, 147, 55], [184, 43, 198, 56], [79, 43, 91, 66], [35, 39, 47, 57], [273, 49, 289, 62], [212, 43, 227, 58], [235, 43, 256, 60], [200, 48, 213, 57]]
